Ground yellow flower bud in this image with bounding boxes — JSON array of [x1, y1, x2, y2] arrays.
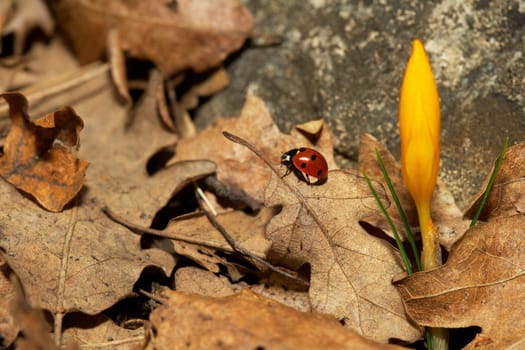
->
[[399, 39, 441, 270], [400, 39, 440, 208]]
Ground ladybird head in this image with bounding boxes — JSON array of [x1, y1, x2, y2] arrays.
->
[[281, 148, 299, 164]]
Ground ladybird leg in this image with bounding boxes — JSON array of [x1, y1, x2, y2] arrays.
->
[[305, 173, 311, 185], [292, 168, 308, 184], [282, 166, 292, 178]]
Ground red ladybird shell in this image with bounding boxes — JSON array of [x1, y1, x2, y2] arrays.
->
[[291, 148, 328, 180], [281, 147, 328, 184]]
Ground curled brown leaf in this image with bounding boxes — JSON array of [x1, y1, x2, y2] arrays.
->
[[0, 92, 88, 212]]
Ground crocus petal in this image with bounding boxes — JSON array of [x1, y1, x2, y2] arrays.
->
[[399, 39, 440, 209]]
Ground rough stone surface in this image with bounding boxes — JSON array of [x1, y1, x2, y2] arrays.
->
[[196, 0, 525, 208]]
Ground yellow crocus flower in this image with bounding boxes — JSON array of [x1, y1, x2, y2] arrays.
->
[[400, 39, 448, 350], [399, 39, 441, 271]]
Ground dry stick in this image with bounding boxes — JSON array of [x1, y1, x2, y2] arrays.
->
[[194, 183, 218, 216], [138, 288, 167, 304], [193, 190, 305, 284], [77, 336, 145, 348], [102, 207, 231, 250], [102, 207, 306, 285]]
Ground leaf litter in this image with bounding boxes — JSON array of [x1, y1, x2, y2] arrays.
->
[[0, 71, 191, 345], [1, 2, 524, 349], [5, 80, 522, 348], [142, 96, 418, 342]]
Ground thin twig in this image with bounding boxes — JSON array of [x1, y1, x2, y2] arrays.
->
[[78, 336, 145, 348], [102, 205, 307, 286], [138, 288, 167, 304], [102, 207, 228, 250], [194, 191, 307, 286], [194, 183, 217, 216]]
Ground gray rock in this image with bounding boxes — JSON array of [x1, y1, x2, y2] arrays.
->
[[196, 0, 525, 208]]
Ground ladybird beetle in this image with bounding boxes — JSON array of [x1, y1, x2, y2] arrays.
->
[[281, 147, 328, 185]]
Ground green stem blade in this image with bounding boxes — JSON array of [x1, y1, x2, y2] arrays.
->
[[375, 150, 422, 271], [363, 170, 413, 275], [470, 137, 509, 228]]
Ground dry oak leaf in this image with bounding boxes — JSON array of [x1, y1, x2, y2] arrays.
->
[[0, 92, 88, 212], [147, 289, 407, 350], [394, 214, 525, 350], [265, 169, 420, 343], [358, 133, 469, 250], [53, 0, 253, 76], [464, 141, 525, 220], [166, 93, 337, 203], [0, 177, 175, 334]]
